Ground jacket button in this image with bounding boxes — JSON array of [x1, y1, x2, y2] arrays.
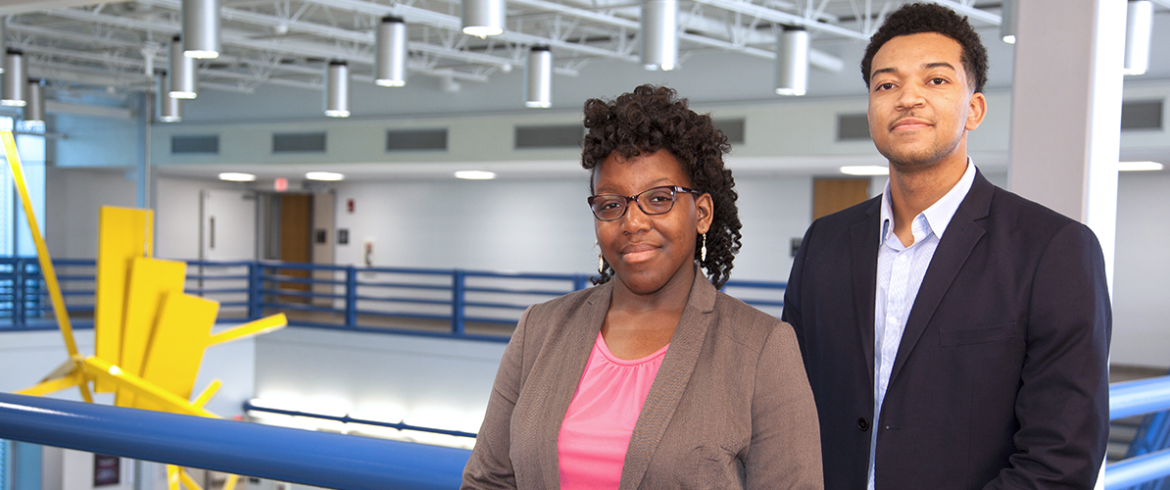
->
[[857, 418, 869, 431]]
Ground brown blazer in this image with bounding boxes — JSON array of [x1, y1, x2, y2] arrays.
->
[[462, 269, 823, 490]]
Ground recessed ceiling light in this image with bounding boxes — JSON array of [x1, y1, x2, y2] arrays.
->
[[840, 165, 889, 176], [219, 172, 256, 182], [306, 171, 345, 181], [455, 170, 496, 180], [1118, 161, 1164, 172]]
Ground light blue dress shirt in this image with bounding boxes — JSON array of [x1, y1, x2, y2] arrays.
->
[[866, 160, 976, 490]]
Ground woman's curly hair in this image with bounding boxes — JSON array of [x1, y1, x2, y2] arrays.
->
[[581, 84, 742, 290]]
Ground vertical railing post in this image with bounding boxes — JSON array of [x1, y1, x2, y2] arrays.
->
[[345, 265, 357, 328], [248, 262, 262, 320], [572, 274, 588, 291], [451, 269, 465, 335], [13, 258, 24, 327]]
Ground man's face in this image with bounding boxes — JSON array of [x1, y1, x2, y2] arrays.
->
[[867, 32, 985, 173]]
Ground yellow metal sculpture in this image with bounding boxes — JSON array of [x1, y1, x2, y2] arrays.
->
[[3, 131, 286, 490]]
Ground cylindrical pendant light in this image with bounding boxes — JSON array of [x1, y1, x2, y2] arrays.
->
[[375, 16, 408, 87], [775, 26, 809, 96], [324, 61, 349, 118], [1, 49, 26, 107], [1124, 0, 1153, 76], [157, 72, 183, 123], [462, 0, 505, 37], [525, 46, 552, 108], [641, 0, 678, 71], [999, 0, 1017, 44], [169, 36, 198, 99], [183, 0, 221, 59], [23, 79, 44, 123]]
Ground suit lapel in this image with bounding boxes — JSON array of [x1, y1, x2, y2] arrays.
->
[[536, 283, 610, 490], [851, 197, 882, 384], [618, 269, 716, 490], [888, 171, 994, 384]]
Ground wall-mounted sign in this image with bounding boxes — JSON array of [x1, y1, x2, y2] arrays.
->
[[94, 454, 120, 487]]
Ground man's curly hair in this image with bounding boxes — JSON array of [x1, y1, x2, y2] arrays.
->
[[861, 2, 988, 94], [581, 84, 742, 290]]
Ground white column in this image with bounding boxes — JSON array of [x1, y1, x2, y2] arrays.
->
[[1008, 0, 1126, 290]]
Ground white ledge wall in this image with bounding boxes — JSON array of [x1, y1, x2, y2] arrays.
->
[[149, 91, 1022, 172]]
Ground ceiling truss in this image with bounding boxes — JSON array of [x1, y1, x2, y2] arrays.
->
[[0, 0, 1023, 102]]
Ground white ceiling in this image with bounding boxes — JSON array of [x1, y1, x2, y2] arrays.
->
[[2, 0, 1166, 121]]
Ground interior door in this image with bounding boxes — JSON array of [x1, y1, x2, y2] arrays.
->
[[201, 189, 257, 261], [200, 189, 257, 317]]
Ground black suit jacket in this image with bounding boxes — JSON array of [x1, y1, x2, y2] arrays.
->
[[782, 170, 1111, 490]]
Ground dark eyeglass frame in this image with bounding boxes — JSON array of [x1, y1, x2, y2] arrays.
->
[[587, 185, 701, 221]]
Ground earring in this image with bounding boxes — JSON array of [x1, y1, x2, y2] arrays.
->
[[700, 233, 707, 262], [599, 254, 605, 274]]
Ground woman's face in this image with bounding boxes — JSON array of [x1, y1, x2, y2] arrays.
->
[[592, 149, 712, 296]]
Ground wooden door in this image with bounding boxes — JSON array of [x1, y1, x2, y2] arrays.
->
[[279, 194, 312, 302], [813, 178, 871, 220]]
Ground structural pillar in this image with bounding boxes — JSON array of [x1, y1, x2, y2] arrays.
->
[[1008, 0, 1126, 290]]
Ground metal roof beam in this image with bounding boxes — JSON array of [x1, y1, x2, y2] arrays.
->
[[687, 0, 869, 40], [45, 8, 491, 82], [927, 0, 1001, 25]]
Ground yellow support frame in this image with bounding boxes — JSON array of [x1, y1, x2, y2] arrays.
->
[[2, 131, 92, 403]]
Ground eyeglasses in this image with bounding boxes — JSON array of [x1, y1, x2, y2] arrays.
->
[[587, 185, 700, 221]]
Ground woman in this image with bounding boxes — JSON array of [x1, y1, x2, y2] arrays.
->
[[462, 85, 821, 490]]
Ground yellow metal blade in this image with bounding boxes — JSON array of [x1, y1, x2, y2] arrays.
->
[[178, 468, 204, 490], [117, 257, 187, 407], [15, 370, 84, 396], [222, 474, 240, 490], [206, 313, 288, 346], [80, 356, 216, 418], [95, 206, 153, 393], [192, 380, 222, 409], [1, 132, 79, 359], [167, 465, 181, 490], [136, 292, 219, 411]]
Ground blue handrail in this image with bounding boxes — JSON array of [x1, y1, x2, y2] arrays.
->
[[1111, 376, 1170, 420], [0, 258, 788, 339], [0, 392, 471, 490]]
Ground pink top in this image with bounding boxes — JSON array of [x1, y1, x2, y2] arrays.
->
[[558, 332, 669, 490]]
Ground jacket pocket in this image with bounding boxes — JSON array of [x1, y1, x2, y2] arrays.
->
[[939, 322, 1017, 347]]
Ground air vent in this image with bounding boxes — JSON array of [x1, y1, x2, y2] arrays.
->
[[837, 113, 870, 141], [515, 124, 584, 149], [171, 135, 219, 154], [712, 118, 745, 145], [273, 132, 326, 153], [386, 128, 448, 151], [1121, 100, 1163, 131]]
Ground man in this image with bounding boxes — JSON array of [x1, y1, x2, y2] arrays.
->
[[782, 3, 1112, 490]]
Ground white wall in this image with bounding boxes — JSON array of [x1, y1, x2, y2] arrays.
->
[[252, 327, 507, 438], [1111, 172, 1170, 368], [43, 168, 136, 259]]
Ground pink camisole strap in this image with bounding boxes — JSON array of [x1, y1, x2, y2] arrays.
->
[[558, 332, 669, 490]]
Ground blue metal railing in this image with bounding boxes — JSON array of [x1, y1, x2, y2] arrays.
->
[[3, 377, 1170, 489], [0, 258, 786, 340], [1110, 375, 1170, 490], [0, 392, 469, 490]]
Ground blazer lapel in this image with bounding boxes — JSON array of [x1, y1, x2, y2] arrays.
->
[[851, 197, 882, 384], [535, 283, 610, 490], [888, 171, 994, 384], [618, 268, 716, 490]]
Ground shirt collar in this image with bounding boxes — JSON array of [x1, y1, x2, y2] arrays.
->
[[879, 158, 977, 243]]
